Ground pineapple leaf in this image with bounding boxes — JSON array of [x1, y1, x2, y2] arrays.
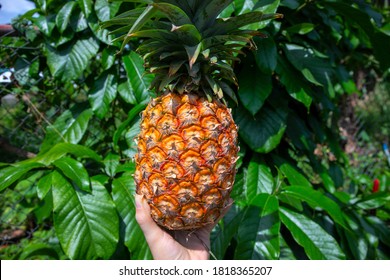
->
[[171, 24, 202, 45], [202, 34, 251, 49], [128, 29, 177, 41], [185, 43, 202, 69], [119, 5, 157, 53], [152, 3, 192, 26], [217, 80, 238, 104], [193, 0, 233, 31], [205, 75, 223, 99], [169, 60, 186, 77]]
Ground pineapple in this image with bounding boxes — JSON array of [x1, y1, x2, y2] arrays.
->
[[103, 0, 281, 230]]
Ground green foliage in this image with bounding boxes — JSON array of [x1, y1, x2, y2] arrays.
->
[[1, 0, 390, 260]]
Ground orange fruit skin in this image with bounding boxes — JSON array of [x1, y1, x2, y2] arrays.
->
[[134, 92, 239, 230]]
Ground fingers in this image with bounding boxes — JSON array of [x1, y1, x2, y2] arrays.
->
[[135, 194, 164, 245]]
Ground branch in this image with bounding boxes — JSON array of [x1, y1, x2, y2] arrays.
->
[[0, 137, 36, 159]]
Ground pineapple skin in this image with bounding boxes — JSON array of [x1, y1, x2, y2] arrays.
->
[[134, 92, 239, 230]]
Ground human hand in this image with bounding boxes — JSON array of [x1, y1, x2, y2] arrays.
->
[[135, 194, 233, 260]]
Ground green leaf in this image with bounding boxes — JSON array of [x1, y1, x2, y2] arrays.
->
[[194, 0, 233, 31], [285, 23, 315, 35], [325, 1, 390, 71], [276, 55, 312, 109], [0, 162, 45, 192], [235, 194, 280, 259], [119, 5, 158, 53], [254, 37, 277, 74], [53, 157, 91, 192], [246, 155, 275, 197], [41, 106, 93, 153], [33, 15, 55, 37], [276, 159, 311, 188], [56, 1, 77, 33], [88, 71, 118, 119], [52, 172, 119, 259], [282, 186, 347, 229], [101, 48, 116, 70], [113, 103, 146, 147], [103, 153, 121, 177], [211, 204, 243, 260], [94, 0, 111, 22], [353, 192, 390, 210], [367, 216, 390, 247], [341, 212, 369, 259], [237, 61, 272, 115], [235, 0, 281, 30], [122, 52, 154, 104], [35, 143, 101, 165], [280, 207, 345, 260], [235, 104, 287, 153], [152, 3, 192, 26], [45, 36, 99, 82], [79, 0, 92, 17], [111, 174, 152, 260], [171, 24, 202, 46], [37, 172, 53, 200], [209, 12, 281, 36], [88, 13, 114, 45], [283, 44, 333, 88], [19, 243, 60, 260]]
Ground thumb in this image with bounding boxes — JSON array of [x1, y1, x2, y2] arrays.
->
[[135, 194, 164, 244]]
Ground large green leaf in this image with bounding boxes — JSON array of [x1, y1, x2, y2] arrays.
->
[[235, 104, 287, 153], [41, 106, 93, 153], [88, 71, 118, 119], [282, 186, 347, 228], [56, 1, 77, 33], [280, 207, 345, 260], [94, 0, 111, 22], [52, 171, 118, 259], [122, 52, 154, 104], [276, 55, 313, 109], [45, 36, 99, 82], [284, 44, 334, 89], [35, 143, 101, 165], [111, 173, 152, 260], [211, 204, 243, 260], [33, 15, 55, 37], [246, 155, 275, 197], [37, 172, 53, 200], [235, 194, 280, 259], [0, 162, 45, 192], [254, 36, 277, 74], [237, 60, 272, 116], [79, 0, 92, 17], [341, 211, 369, 259], [53, 157, 91, 192], [274, 158, 311, 188], [103, 153, 121, 178]]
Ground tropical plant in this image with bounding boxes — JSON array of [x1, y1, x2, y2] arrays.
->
[[0, 0, 389, 260]]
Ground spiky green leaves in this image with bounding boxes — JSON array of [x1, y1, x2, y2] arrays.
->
[[101, 0, 282, 99]]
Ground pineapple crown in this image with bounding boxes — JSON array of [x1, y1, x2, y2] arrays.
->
[[102, 0, 282, 101]]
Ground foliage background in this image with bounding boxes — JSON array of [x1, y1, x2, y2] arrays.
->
[[1, 0, 390, 260]]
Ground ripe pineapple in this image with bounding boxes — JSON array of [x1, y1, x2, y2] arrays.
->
[[103, 0, 281, 230]]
